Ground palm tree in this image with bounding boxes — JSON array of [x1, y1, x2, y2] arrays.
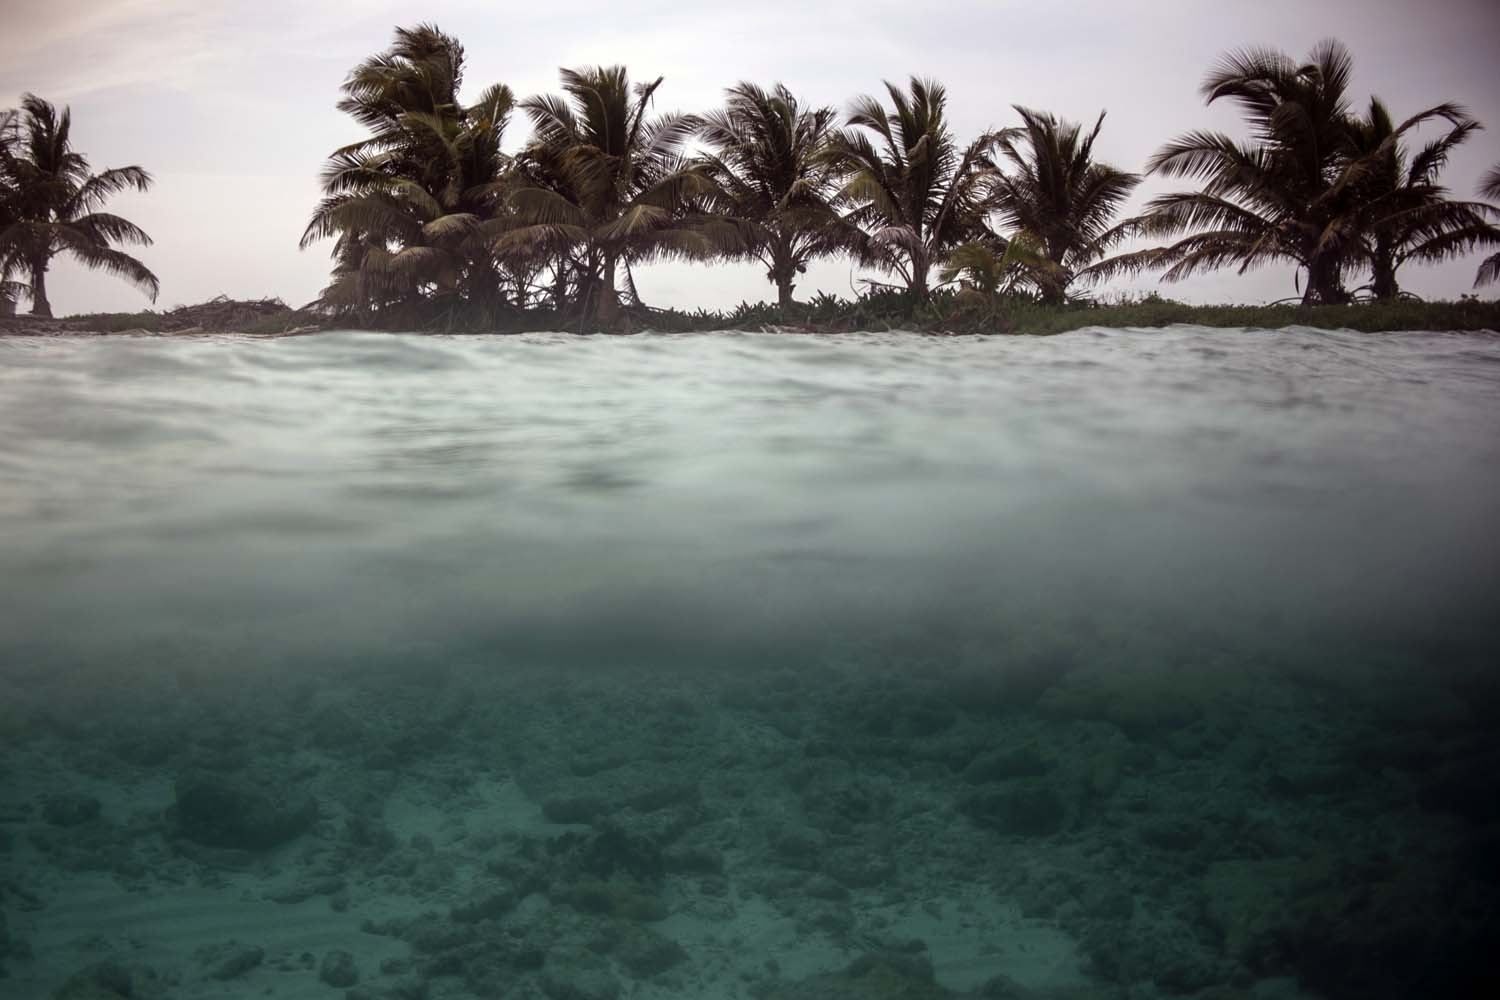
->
[[937, 238, 1045, 299], [823, 77, 999, 304], [1348, 98, 1497, 300], [696, 82, 851, 308], [1127, 40, 1465, 305], [502, 66, 725, 325], [301, 24, 516, 326], [0, 94, 157, 318], [986, 107, 1140, 304], [1472, 165, 1500, 287]]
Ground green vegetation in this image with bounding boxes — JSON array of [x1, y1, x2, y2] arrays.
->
[[291, 27, 1497, 332], [504, 65, 728, 325], [820, 77, 999, 303], [0, 95, 158, 318], [298, 26, 519, 329], [987, 108, 1140, 304], [5, 28, 1499, 329], [634, 291, 1500, 336], [1115, 41, 1498, 305], [14, 291, 1495, 338], [697, 82, 851, 308], [1478, 165, 1500, 287]]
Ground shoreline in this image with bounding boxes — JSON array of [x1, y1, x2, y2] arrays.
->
[[2, 296, 1500, 344], [3, 297, 1499, 340]]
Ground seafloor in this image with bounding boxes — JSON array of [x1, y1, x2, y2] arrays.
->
[[2, 636, 1494, 1000]]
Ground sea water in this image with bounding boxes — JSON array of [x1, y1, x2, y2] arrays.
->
[[0, 327, 1497, 1000]]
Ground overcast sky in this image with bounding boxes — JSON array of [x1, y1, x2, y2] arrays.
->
[[4, 0, 1498, 315]]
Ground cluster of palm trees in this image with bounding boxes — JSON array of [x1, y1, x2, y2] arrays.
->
[[302, 25, 1153, 326], [1111, 41, 1500, 304], [3, 28, 1498, 323], [303, 27, 1500, 328], [295, 24, 1146, 328], [0, 96, 158, 318]]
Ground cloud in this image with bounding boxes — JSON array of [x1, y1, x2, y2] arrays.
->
[[0, 0, 221, 98]]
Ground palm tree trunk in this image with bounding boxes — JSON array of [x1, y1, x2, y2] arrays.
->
[[552, 255, 569, 313], [1039, 274, 1067, 306], [776, 272, 795, 309], [595, 254, 621, 325], [1302, 255, 1346, 306], [771, 241, 796, 309], [909, 250, 929, 305], [1042, 250, 1069, 305], [28, 256, 52, 319], [1371, 241, 1398, 301]]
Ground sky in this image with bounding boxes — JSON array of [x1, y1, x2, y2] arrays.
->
[[3, 0, 1499, 315]]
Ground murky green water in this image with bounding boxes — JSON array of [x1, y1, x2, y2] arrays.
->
[[1, 328, 1497, 1000]]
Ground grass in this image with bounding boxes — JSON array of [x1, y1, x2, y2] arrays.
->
[[637, 290, 1500, 336], [990, 296, 1500, 336], [16, 292, 1500, 337]]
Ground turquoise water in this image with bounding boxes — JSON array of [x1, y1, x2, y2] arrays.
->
[[1, 327, 1497, 999]]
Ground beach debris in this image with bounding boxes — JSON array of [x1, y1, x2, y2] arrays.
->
[[0, 295, 317, 336], [139, 295, 308, 333]]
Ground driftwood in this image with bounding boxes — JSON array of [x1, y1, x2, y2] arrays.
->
[[150, 296, 309, 333]]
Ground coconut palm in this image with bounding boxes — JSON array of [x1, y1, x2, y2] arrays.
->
[[823, 77, 1000, 304], [301, 24, 516, 325], [986, 107, 1140, 304], [1347, 98, 1498, 300], [502, 66, 725, 325], [330, 22, 469, 186], [695, 82, 851, 307], [937, 238, 1046, 299], [0, 94, 157, 318], [1127, 40, 1465, 305], [307, 167, 511, 322], [1474, 165, 1500, 287]]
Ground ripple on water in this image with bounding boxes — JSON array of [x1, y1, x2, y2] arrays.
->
[[0, 326, 1496, 667]]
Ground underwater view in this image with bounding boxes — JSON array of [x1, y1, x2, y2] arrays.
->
[[1, 326, 1498, 1000]]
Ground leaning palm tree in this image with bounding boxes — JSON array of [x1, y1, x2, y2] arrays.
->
[[0, 94, 157, 318], [986, 107, 1140, 304], [330, 22, 469, 189], [1347, 98, 1498, 300], [301, 24, 516, 326], [823, 77, 1000, 304], [1125, 40, 1465, 305], [1473, 165, 1500, 287], [695, 82, 852, 307], [502, 66, 725, 325]]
